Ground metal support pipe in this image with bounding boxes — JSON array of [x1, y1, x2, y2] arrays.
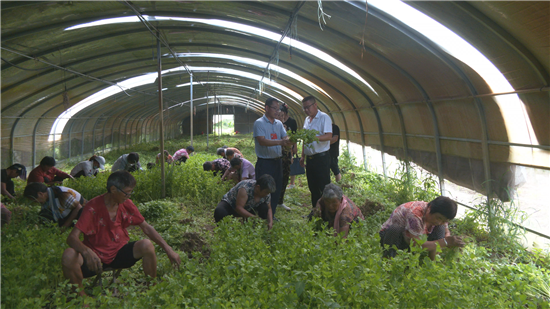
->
[[206, 91, 209, 148], [68, 119, 78, 161], [110, 114, 117, 152], [101, 116, 109, 155], [81, 117, 91, 160], [157, 35, 166, 198], [31, 119, 40, 167], [91, 116, 102, 155], [190, 74, 194, 146], [52, 120, 57, 160], [329, 86, 550, 113]]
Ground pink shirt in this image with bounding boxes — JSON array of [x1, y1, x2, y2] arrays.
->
[[381, 201, 447, 239], [172, 149, 189, 162], [76, 194, 145, 264]]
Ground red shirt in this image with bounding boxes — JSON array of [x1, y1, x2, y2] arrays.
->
[[75, 194, 145, 264], [27, 166, 71, 184]]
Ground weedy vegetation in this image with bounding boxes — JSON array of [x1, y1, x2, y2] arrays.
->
[[2, 134, 549, 308]]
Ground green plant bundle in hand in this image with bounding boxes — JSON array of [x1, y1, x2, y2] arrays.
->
[[287, 129, 319, 148]]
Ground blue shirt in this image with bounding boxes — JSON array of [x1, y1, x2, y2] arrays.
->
[[253, 115, 287, 159]]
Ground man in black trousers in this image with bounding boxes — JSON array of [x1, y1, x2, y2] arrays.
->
[[299, 96, 333, 207], [253, 98, 291, 220]]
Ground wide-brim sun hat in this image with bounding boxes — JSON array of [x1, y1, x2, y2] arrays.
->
[[94, 156, 106, 170]]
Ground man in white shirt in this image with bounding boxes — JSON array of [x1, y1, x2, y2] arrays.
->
[[299, 96, 333, 207]]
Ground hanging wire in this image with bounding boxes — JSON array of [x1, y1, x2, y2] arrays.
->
[[359, 1, 369, 59], [1, 57, 50, 71], [254, 1, 305, 100], [60, 49, 71, 111], [288, 14, 299, 60], [317, 0, 331, 31]]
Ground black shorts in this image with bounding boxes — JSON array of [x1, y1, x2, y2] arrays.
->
[[330, 155, 340, 176], [80, 241, 141, 278]]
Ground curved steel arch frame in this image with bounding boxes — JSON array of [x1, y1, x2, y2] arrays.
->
[[6, 3, 505, 191], [363, 5, 492, 197]]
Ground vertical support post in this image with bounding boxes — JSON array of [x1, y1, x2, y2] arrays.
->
[[68, 121, 73, 160], [91, 117, 102, 155], [190, 74, 194, 146], [157, 35, 166, 198], [381, 152, 387, 178], [81, 118, 91, 160], [52, 125, 57, 160], [32, 120, 40, 167], [206, 91, 209, 149], [362, 145, 367, 171], [102, 117, 108, 155]]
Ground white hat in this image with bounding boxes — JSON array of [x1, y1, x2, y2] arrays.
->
[[94, 156, 106, 170]]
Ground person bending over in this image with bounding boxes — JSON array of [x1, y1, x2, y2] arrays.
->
[[214, 175, 275, 230], [310, 184, 364, 238], [203, 158, 230, 177], [379, 196, 465, 260], [1, 163, 26, 200], [224, 149, 243, 161], [217, 147, 243, 159], [24, 182, 87, 228], [155, 150, 174, 165], [173, 146, 194, 164], [222, 157, 256, 183], [111, 152, 142, 172], [61, 171, 181, 297], [70, 155, 105, 178], [27, 156, 73, 185]]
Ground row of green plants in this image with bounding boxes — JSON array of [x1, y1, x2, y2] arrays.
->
[[1, 135, 549, 308]]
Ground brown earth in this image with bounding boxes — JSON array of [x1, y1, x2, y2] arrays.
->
[[359, 199, 385, 217], [180, 232, 210, 260], [179, 218, 193, 225]]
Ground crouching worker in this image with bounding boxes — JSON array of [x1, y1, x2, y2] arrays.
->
[[222, 157, 256, 183], [214, 174, 275, 230], [70, 155, 106, 178], [111, 152, 142, 172], [203, 158, 230, 177], [24, 182, 86, 228], [379, 196, 465, 260], [61, 171, 181, 297], [309, 184, 364, 238]]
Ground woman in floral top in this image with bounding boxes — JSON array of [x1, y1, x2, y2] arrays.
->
[[311, 184, 364, 238], [203, 158, 231, 177], [214, 175, 276, 230], [379, 196, 465, 260]]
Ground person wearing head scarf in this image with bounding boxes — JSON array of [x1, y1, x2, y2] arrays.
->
[[309, 183, 364, 239]]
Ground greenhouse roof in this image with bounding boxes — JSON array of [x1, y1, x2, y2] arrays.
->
[[1, 1, 549, 199]]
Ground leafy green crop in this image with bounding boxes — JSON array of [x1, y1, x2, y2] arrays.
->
[[287, 129, 319, 148], [2, 134, 548, 308]]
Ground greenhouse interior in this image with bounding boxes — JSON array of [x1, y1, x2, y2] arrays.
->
[[1, 1, 549, 307]]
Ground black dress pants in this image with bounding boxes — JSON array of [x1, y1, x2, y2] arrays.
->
[[305, 151, 331, 207], [255, 158, 283, 216]]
